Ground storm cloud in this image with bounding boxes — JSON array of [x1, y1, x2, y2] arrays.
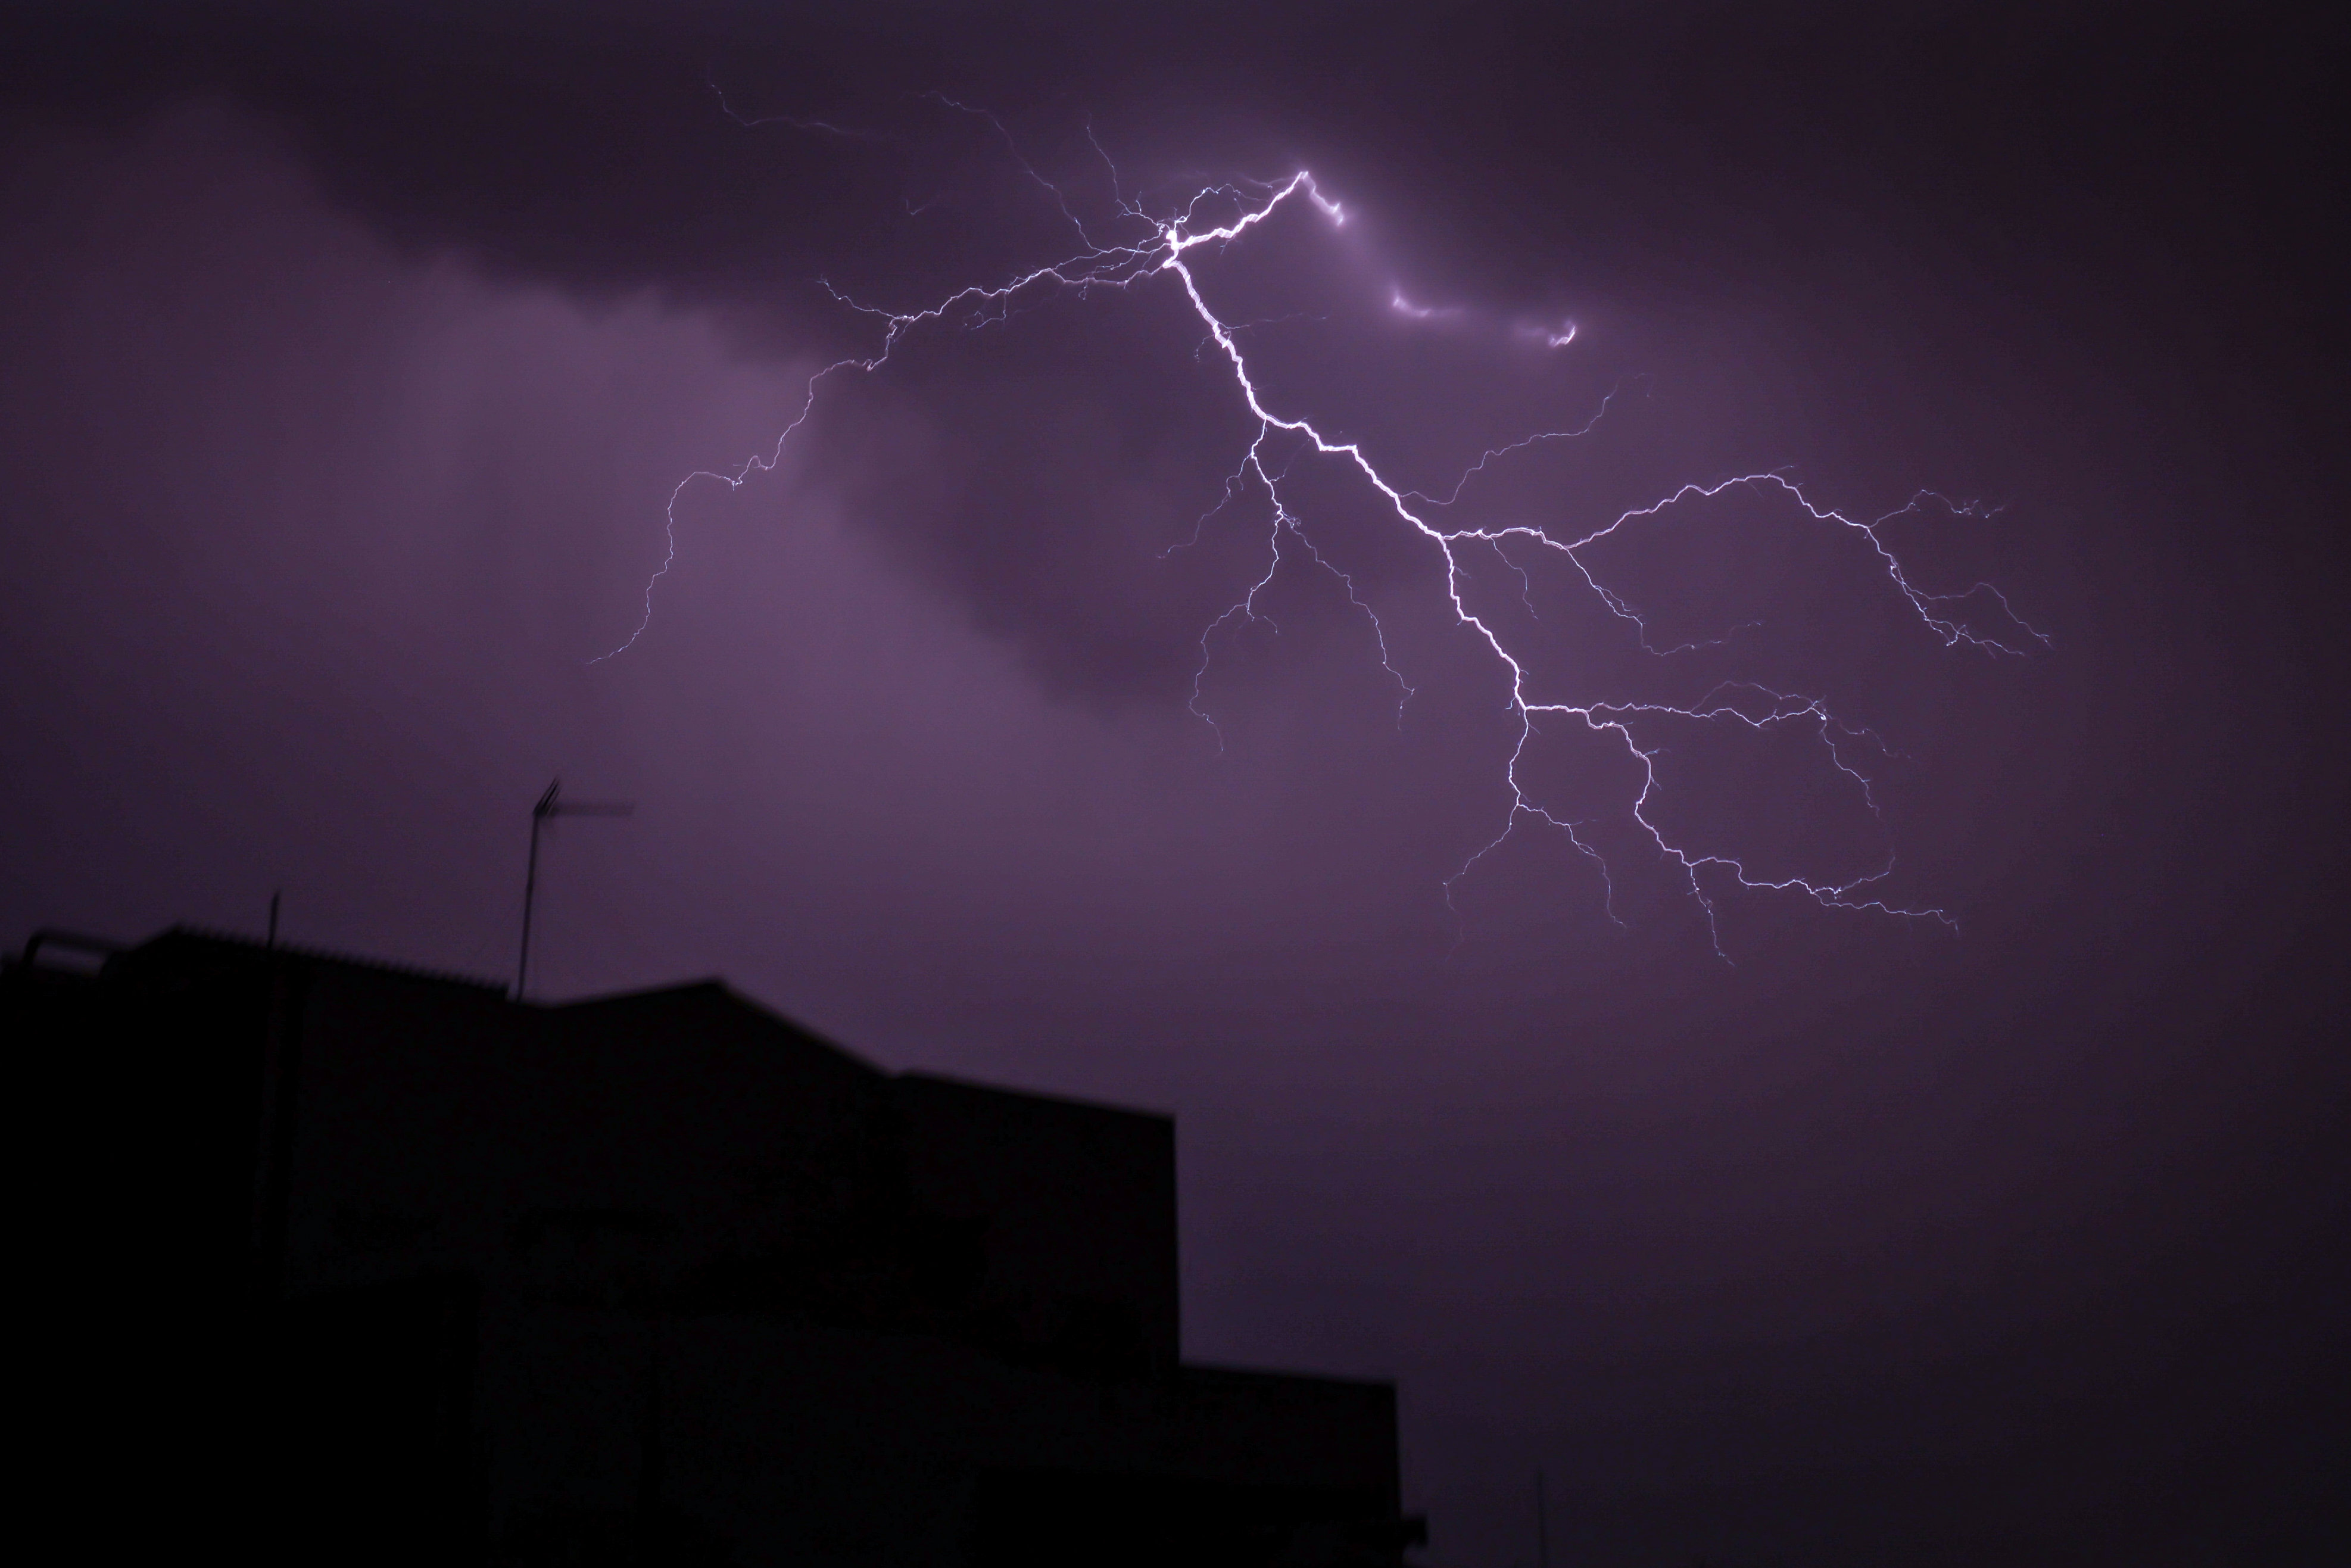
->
[[4, 5, 2344, 1562]]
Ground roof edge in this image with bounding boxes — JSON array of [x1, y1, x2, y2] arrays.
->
[[552, 978, 886, 1074], [148, 925, 509, 994], [897, 1068, 1174, 1125]]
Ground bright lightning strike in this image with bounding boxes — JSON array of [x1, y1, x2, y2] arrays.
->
[[600, 104, 2047, 959]]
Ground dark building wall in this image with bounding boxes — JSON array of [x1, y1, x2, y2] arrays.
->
[[493, 1305, 1405, 1566], [8, 931, 496, 1556], [894, 1071, 1180, 1376], [7, 926, 1414, 1567], [280, 968, 1182, 1369], [280, 975, 891, 1305], [1167, 1366, 1401, 1498]]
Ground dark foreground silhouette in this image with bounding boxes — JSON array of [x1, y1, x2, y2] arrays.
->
[[9, 925, 1425, 1566]]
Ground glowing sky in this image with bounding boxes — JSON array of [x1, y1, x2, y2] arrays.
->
[[2, 6, 2343, 1562]]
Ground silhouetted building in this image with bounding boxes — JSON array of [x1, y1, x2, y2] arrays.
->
[[8, 926, 1422, 1566]]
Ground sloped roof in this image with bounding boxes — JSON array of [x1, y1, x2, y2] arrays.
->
[[551, 977, 887, 1077], [143, 925, 508, 994]]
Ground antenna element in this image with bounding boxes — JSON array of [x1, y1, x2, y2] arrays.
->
[[516, 777, 633, 999]]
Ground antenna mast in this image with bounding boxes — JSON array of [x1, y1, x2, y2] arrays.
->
[[516, 777, 632, 1000]]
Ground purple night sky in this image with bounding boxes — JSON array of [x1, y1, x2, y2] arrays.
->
[[4, 5, 2343, 1561]]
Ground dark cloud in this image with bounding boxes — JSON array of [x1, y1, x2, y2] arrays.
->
[[4, 5, 2345, 1563]]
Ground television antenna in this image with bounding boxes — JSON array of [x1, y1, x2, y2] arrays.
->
[[515, 777, 632, 1000]]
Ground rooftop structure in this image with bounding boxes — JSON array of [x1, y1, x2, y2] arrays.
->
[[8, 925, 1420, 1566]]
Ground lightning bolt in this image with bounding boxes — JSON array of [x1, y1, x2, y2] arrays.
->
[[600, 103, 2047, 959]]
